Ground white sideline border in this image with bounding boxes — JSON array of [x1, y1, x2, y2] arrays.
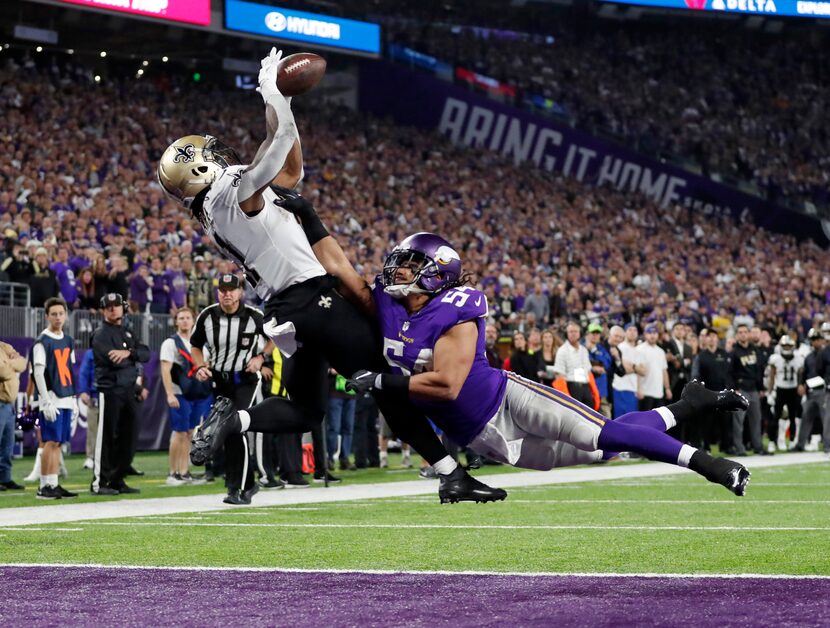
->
[[2, 562, 829, 580], [0, 452, 825, 527]]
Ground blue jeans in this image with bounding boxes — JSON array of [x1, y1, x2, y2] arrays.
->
[[326, 397, 356, 461], [0, 402, 15, 483]]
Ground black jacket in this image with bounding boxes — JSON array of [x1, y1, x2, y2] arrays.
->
[[91, 321, 150, 391], [693, 348, 731, 392], [509, 350, 543, 382], [729, 343, 765, 391]]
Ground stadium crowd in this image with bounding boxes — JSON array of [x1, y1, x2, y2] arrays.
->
[[284, 0, 830, 212], [0, 49, 828, 498], [0, 53, 828, 335]]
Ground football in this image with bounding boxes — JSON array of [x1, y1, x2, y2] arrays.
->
[[277, 53, 327, 97]]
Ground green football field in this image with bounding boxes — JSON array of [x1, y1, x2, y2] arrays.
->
[[1, 452, 829, 576]]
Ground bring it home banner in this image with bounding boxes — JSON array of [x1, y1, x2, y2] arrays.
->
[[359, 61, 829, 246]]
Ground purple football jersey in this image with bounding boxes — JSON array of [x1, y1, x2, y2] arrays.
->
[[373, 280, 507, 447]]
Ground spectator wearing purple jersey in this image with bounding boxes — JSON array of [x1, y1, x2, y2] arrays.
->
[[129, 264, 152, 314], [164, 255, 188, 313], [148, 257, 170, 315], [50, 247, 78, 307]]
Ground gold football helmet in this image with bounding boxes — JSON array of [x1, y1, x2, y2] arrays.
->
[[157, 134, 242, 208]]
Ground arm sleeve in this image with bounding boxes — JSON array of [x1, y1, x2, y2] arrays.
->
[[33, 364, 51, 400], [92, 328, 113, 366], [190, 309, 209, 349], [32, 342, 46, 367], [133, 342, 151, 364], [237, 96, 298, 202]]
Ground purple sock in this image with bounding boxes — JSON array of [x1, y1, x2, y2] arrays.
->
[[597, 419, 684, 466], [615, 410, 667, 432]]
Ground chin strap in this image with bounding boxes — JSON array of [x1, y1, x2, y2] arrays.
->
[[384, 283, 430, 299]]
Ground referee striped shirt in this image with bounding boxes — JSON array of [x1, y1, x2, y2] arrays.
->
[[191, 303, 266, 373]]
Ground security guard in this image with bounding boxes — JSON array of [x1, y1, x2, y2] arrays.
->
[[90, 293, 150, 496]]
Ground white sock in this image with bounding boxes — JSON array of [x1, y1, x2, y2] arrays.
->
[[380, 451, 388, 461], [238, 410, 251, 432], [655, 407, 677, 430], [433, 455, 458, 476], [40, 476, 48, 488], [45, 473, 58, 487], [677, 444, 697, 468]]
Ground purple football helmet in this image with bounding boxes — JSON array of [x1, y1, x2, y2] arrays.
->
[[16, 405, 38, 432], [382, 232, 462, 296]]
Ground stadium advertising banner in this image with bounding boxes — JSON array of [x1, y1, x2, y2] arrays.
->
[[224, 0, 382, 56], [359, 62, 829, 246], [600, 0, 830, 19], [54, 0, 212, 26]]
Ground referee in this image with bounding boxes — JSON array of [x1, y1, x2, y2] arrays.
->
[[90, 293, 150, 496], [190, 274, 273, 505]]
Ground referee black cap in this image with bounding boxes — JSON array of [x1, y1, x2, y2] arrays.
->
[[218, 274, 241, 290], [100, 293, 125, 309]]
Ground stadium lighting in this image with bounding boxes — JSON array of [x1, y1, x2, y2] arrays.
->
[[100, 51, 107, 58], [162, 55, 169, 62], [137, 69, 144, 76], [67, 48, 74, 54], [142, 60, 149, 67], [94, 75, 101, 83], [35, 46, 43, 52]]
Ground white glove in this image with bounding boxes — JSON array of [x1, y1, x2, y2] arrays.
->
[[257, 47, 283, 103], [40, 396, 58, 422]]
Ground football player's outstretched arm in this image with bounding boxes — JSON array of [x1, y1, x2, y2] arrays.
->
[[238, 48, 298, 214], [274, 186, 375, 316], [263, 94, 304, 189], [409, 322, 477, 401]]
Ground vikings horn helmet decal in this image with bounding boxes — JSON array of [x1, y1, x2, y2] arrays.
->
[[382, 232, 462, 296], [158, 134, 242, 209]]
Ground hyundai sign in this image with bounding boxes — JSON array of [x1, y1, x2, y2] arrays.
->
[[602, 0, 830, 18], [55, 0, 211, 26], [224, 0, 381, 56]]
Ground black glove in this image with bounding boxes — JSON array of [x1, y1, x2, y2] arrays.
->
[[272, 185, 314, 218], [271, 184, 329, 245], [345, 370, 380, 395]]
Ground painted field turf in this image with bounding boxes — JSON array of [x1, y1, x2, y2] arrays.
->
[[1, 459, 828, 576]]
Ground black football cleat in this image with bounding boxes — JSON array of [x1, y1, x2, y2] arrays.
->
[[681, 380, 749, 413], [438, 467, 507, 504], [223, 489, 252, 505], [55, 485, 78, 498], [190, 397, 240, 466], [690, 451, 751, 496], [113, 482, 140, 494]]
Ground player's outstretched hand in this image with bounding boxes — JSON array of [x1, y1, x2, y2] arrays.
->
[[346, 370, 381, 395], [272, 185, 315, 218], [257, 47, 283, 103]]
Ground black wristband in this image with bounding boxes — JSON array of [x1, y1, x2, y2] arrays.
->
[[380, 373, 410, 396], [301, 211, 330, 246]]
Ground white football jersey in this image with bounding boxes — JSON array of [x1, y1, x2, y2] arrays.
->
[[768, 353, 803, 389], [202, 166, 325, 300]]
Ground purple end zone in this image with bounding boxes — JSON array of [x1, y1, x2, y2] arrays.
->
[[3, 566, 830, 627]]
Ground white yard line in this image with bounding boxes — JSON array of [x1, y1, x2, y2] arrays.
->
[[58, 521, 830, 532], [0, 452, 824, 527], [2, 562, 829, 580]]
